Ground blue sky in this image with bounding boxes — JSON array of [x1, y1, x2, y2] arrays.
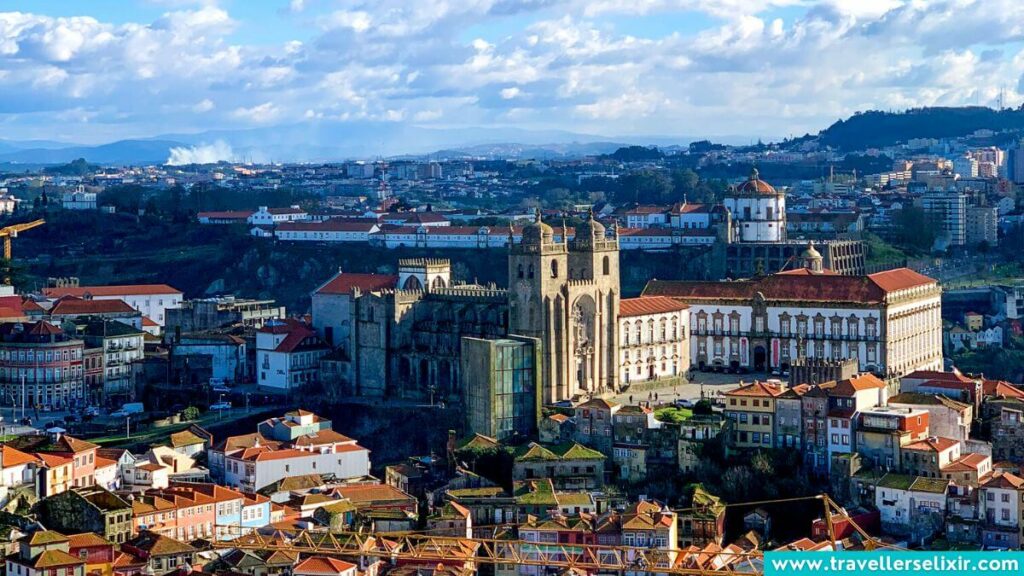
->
[[3, 0, 1024, 147]]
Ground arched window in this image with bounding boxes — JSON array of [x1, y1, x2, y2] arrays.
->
[[603, 255, 610, 275], [517, 264, 524, 279], [550, 259, 559, 278], [528, 264, 534, 279]]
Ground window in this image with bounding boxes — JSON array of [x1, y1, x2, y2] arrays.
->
[[550, 260, 559, 278], [603, 255, 610, 275]]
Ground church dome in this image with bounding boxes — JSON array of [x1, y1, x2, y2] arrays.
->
[[801, 242, 822, 261], [734, 168, 779, 195], [575, 210, 606, 240], [522, 209, 554, 244]]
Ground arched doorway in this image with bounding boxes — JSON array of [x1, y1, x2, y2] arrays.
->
[[753, 345, 767, 372]]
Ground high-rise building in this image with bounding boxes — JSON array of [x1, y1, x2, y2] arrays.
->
[[920, 190, 967, 247]]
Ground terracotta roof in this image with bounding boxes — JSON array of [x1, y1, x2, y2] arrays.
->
[[25, 531, 69, 545], [67, 532, 112, 548], [128, 531, 197, 556], [34, 452, 72, 467], [866, 268, 938, 293], [984, 380, 1024, 399], [903, 370, 973, 383], [1, 444, 38, 467], [28, 550, 84, 569], [333, 483, 414, 505], [733, 170, 779, 195], [619, 296, 689, 317], [644, 267, 935, 304], [50, 297, 136, 316], [51, 434, 99, 454], [294, 556, 357, 575], [981, 470, 1024, 490], [725, 381, 783, 398], [43, 284, 181, 298], [943, 453, 989, 473], [902, 437, 959, 453], [577, 398, 618, 410], [315, 272, 398, 295], [829, 374, 887, 396]]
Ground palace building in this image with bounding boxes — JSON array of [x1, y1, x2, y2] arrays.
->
[[643, 247, 943, 382]]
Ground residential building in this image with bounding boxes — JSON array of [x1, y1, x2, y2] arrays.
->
[[900, 437, 961, 478], [678, 485, 725, 547], [854, 406, 929, 472], [888, 393, 972, 443], [5, 531, 85, 576], [67, 533, 116, 576], [966, 205, 999, 247], [165, 296, 285, 333], [0, 321, 86, 410], [979, 471, 1024, 549], [512, 442, 605, 490], [34, 486, 133, 544], [75, 319, 145, 406], [122, 531, 197, 576], [618, 296, 689, 386], [724, 381, 782, 449], [42, 283, 183, 326], [256, 319, 330, 390], [919, 190, 967, 247], [573, 398, 620, 456], [873, 473, 948, 541]]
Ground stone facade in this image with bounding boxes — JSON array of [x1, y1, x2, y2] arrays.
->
[[508, 211, 621, 402]]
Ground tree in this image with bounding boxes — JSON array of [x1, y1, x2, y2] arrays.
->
[[181, 406, 200, 421], [617, 171, 675, 204], [893, 206, 938, 252]]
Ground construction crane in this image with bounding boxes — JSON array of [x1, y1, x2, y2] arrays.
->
[[208, 494, 899, 576], [0, 219, 44, 261]]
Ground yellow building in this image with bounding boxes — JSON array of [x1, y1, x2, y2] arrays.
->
[[724, 381, 783, 449]]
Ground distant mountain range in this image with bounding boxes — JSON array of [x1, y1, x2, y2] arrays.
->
[[0, 119, 741, 166], [11, 105, 1021, 166], [0, 122, 707, 166]]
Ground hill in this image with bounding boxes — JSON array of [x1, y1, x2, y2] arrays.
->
[[815, 106, 1024, 150]]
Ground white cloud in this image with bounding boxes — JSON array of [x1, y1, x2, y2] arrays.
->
[[166, 140, 236, 165], [192, 98, 215, 112], [9, 1, 1024, 144], [231, 102, 281, 122]]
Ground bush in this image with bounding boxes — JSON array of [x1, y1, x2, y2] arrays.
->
[[181, 406, 200, 421]]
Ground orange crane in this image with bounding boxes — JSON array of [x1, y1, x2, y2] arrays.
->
[[0, 219, 44, 260]]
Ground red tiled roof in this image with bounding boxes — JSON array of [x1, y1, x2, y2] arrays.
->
[[294, 556, 356, 575], [943, 453, 989, 472], [50, 297, 136, 316], [315, 272, 398, 295], [619, 296, 689, 317], [1, 445, 38, 467], [981, 470, 1024, 489], [644, 267, 935, 304], [983, 380, 1024, 399], [829, 374, 887, 396], [904, 370, 973, 383], [725, 381, 783, 398], [67, 532, 112, 548], [903, 437, 958, 453], [44, 284, 181, 297], [866, 268, 937, 293]]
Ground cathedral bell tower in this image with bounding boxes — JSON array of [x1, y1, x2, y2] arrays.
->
[[508, 209, 620, 403]]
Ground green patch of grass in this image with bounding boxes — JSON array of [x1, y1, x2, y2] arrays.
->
[[654, 406, 693, 424]]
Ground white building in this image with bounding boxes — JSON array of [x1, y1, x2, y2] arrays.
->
[[256, 319, 330, 390], [62, 186, 97, 210], [643, 256, 943, 379], [952, 155, 979, 178], [723, 169, 786, 243], [874, 473, 948, 538], [275, 221, 380, 243], [248, 206, 309, 227], [618, 296, 689, 385], [42, 283, 183, 326]]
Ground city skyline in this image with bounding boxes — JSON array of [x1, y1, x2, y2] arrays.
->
[[5, 0, 1024, 155]]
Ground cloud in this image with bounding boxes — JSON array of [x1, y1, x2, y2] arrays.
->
[[8, 1, 1024, 144], [166, 140, 235, 165]]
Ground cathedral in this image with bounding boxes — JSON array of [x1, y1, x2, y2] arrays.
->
[[312, 210, 622, 405], [508, 211, 621, 403]]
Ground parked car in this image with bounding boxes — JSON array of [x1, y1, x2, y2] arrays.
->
[[674, 398, 696, 409]]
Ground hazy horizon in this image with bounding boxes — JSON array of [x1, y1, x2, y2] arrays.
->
[[5, 1, 1024, 152]]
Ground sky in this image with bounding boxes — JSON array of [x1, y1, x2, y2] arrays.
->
[[3, 0, 1024, 146]]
